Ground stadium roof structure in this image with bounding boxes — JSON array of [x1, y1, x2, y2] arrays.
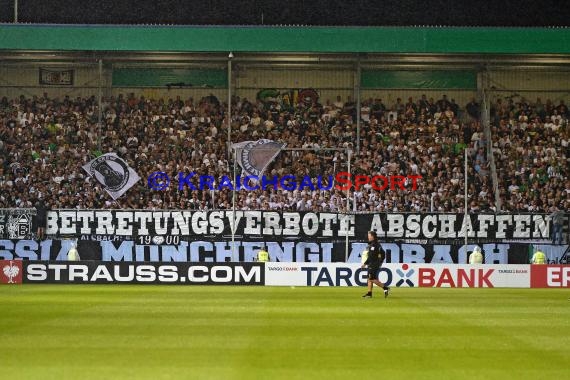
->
[[1, 25, 570, 54]]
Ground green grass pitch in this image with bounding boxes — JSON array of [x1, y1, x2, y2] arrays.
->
[[0, 286, 568, 380]]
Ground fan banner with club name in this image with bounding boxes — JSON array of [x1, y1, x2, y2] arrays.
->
[[82, 153, 140, 200], [0, 209, 36, 239], [0, 239, 567, 265]]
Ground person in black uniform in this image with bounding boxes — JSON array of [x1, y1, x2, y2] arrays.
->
[[35, 199, 47, 240], [361, 231, 390, 298]]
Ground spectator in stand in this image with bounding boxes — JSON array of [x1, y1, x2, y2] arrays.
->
[[466, 98, 480, 120], [547, 206, 566, 245], [34, 198, 47, 239]]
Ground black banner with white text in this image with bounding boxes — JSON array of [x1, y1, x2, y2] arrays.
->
[[43, 210, 553, 243]]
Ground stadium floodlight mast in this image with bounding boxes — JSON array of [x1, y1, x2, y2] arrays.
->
[[228, 146, 352, 262]]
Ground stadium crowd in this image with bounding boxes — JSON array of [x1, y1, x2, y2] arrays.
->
[[0, 91, 568, 213]]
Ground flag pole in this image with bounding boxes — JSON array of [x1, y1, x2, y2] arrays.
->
[[231, 147, 237, 262], [345, 148, 351, 262], [228, 52, 235, 261], [464, 146, 468, 246], [224, 145, 349, 262], [97, 59, 103, 153], [227, 53, 233, 158]]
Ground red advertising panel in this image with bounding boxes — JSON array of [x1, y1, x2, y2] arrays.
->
[[0, 260, 23, 284], [530, 265, 570, 288]]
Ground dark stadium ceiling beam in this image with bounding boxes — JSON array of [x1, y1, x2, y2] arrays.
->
[[2, 51, 570, 69]]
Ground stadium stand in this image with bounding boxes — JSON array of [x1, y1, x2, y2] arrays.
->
[[490, 96, 570, 213], [0, 93, 567, 213]]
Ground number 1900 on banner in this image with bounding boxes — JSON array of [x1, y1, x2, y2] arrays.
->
[[138, 236, 181, 245]]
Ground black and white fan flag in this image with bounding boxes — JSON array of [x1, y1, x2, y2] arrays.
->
[[82, 153, 140, 200], [231, 139, 286, 178]]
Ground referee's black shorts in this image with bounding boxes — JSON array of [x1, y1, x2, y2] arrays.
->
[[367, 265, 380, 280]]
